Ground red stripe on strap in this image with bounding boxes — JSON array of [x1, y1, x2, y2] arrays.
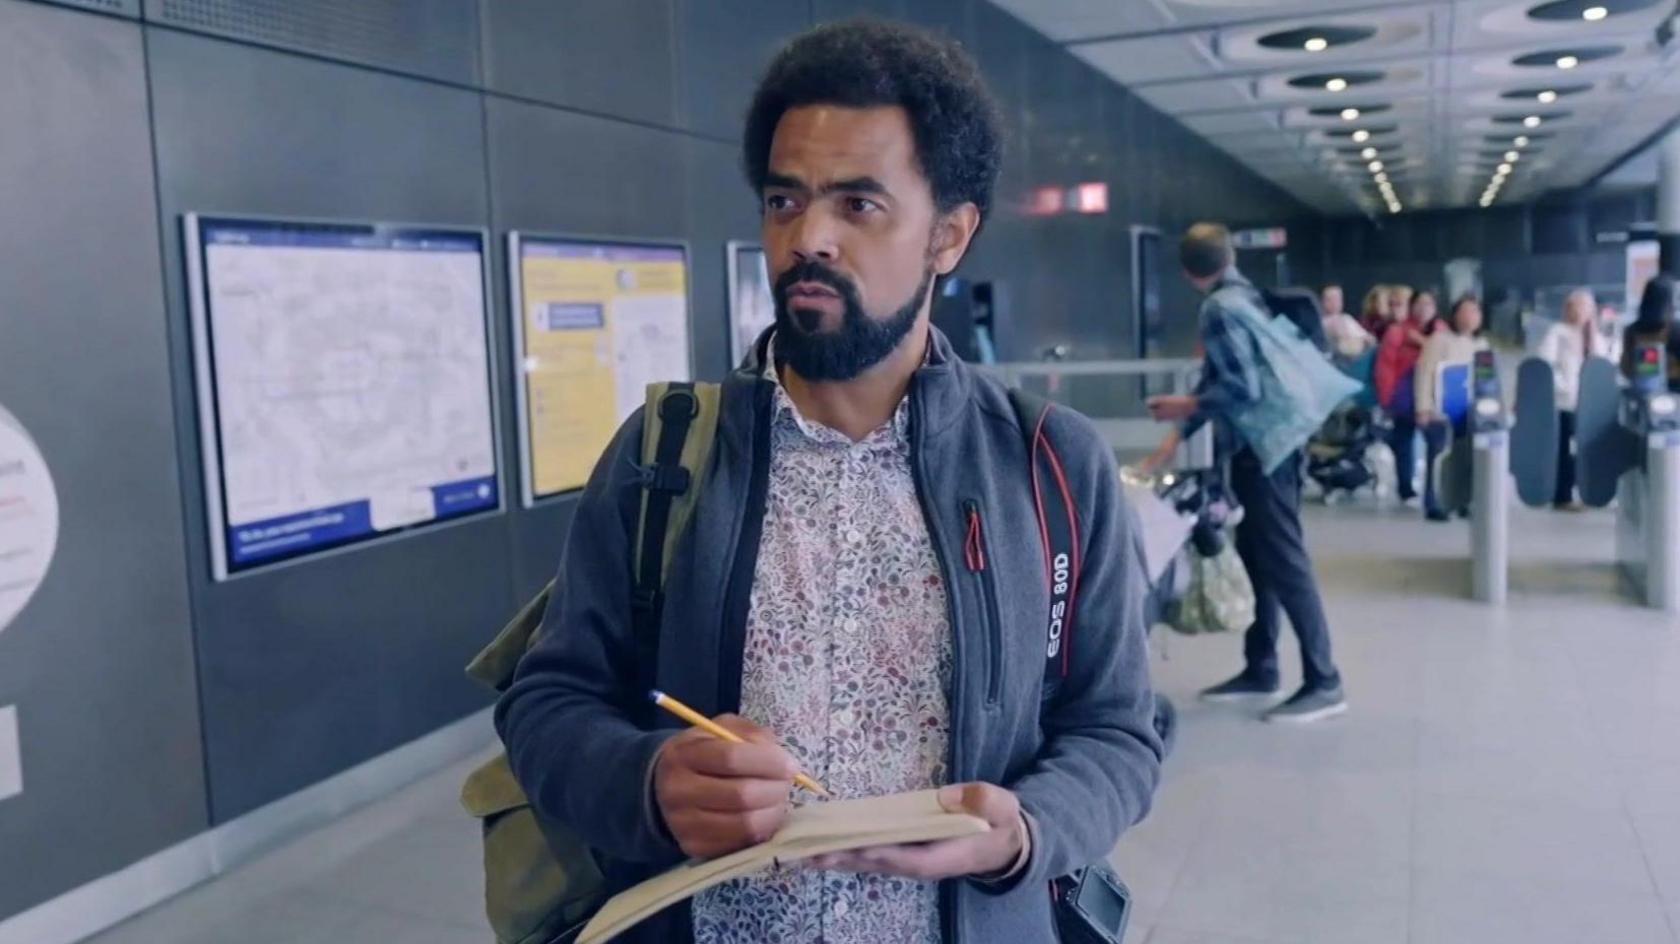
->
[[1030, 408, 1053, 588], [1042, 434, 1081, 677]]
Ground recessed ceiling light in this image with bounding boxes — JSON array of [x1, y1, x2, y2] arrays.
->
[[1505, 150, 1521, 161], [1305, 36, 1329, 52], [1515, 135, 1531, 147], [1583, 6, 1608, 21], [1326, 77, 1349, 91], [1556, 55, 1579, 69], [1341, 107, 1360, 120], [1524, 115, 1543, 127], [1538, 89, 1558, 103], [1369, 160, 1384, 171], [1353, 130, 1371, 142], [1375, 172, 1389, 182], [1362, 147, 1379, 159], [1497, 162, 1513, 174]]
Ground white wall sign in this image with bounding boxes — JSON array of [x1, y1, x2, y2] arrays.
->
[[0, 403, 58, 635]]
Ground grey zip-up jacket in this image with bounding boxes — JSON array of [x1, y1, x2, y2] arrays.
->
[[496, 329, 1163, 943]]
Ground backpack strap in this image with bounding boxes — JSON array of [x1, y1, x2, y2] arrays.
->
[[463, 382, 719, 696], [632, 382, 721, 695], [1006, 389, 1082, 691]]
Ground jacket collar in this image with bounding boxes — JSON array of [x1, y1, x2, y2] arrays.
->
[[730, 324, 973, 441]]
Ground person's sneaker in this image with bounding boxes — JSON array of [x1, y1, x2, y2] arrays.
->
[[1425, 508, 1451, 522], [1264, 685, 1349, 724], [1199, 672, 1281, 703], [1553, 500, 1586, 512]]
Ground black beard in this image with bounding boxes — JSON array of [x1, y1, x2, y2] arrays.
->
[[772, 262, 933, 382]]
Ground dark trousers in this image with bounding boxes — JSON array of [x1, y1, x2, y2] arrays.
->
[[1422, 419, 1465, 517], [1230, 449, 1341, 691], [1555, 410, 1577, 505], [1388, 417, 1418, 500]]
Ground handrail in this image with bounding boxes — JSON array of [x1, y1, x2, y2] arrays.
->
[[980, 358, 1202, 379]]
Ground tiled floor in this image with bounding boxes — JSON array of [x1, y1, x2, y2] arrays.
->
[[88, 500, 1679, 944]]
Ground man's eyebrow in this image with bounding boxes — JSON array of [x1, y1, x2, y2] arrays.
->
[[762, 173, 891, 198], [820, 176, 889, 197], [762, 172, 807, 192]]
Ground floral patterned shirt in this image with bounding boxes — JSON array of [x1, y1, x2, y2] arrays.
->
[[691, 352, 953, 944]]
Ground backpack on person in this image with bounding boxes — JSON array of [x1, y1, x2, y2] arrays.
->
[[461, 381, 1111, 944], [1258, 286, 1329, 354], [1214, 286, 1363, 474]]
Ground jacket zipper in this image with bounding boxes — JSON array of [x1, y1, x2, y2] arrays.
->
[[962, 500, 1004, 708], [908, 383, 965, 944]]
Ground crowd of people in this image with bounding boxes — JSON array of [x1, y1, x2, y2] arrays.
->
[[1315, 274, 1680, 519]]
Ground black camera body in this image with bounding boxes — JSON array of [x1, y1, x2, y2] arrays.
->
[[1051, 864, 1133, 944]]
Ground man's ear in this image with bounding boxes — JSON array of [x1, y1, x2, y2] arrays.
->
[[930, 203, 981, 276]]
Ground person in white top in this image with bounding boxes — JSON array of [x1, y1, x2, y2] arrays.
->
[[1320, 283, 1374, 360], [1416, 296, 1490, 521], [1537, 289, 1602, 510]]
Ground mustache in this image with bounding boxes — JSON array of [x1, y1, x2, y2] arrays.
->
[[773, 261, 859, 301]]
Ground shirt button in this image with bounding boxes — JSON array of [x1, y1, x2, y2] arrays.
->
[[846, 529, 862, 544], [832, 899, 849, 918]]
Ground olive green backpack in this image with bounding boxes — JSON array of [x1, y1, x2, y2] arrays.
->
[[459, 382, 721, 944]]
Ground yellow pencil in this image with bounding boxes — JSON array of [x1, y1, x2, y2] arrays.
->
[[648, 689, 830, 797]]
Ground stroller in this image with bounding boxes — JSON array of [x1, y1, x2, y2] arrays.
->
[[1121, 462, 1248, 755], [1305, 402, 1384, 499]]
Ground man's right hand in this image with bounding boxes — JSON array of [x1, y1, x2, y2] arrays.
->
[[653, 714, 798, 859]]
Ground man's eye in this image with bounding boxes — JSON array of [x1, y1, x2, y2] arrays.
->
[[765, 195, 792, 211], [847, 198, 881, 214]]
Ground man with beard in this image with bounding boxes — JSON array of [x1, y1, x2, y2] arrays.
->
[[496, 19, 1162, 944]]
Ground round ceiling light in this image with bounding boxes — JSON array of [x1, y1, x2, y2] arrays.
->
[[1527, 0, 1662, 23], [1369, 160, 1384, 171], [1259, 25, 1378, 52], [1498, 162, 1514, 174], [1515, 135, 1531, 146], [1525, 115, 1543, 127], [1289, 70, 1384, 91], [1500, 84, 1591, 102], [1505, 150, 1521, 161], [1353, 130, 1371, 142], [1362, 147, 1379, 158], [1511, 46, 1621, 68]]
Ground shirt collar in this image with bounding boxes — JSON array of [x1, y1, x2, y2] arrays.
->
[[763, 331, 913, 446]]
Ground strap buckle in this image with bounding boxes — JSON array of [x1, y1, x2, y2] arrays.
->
[[639, 463, 692, 494], [630, 587, 663, 614], [659, 388, 699, 422]]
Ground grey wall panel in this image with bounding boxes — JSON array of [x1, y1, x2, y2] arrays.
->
[[487, 97, 689, 240], [687, 139, 761, 379], [39, 0, 137, 16], [145, 27, 510, 822], [0, 0, 206, 917], [143, 0, 479, 84], [482, 0, 678, 128], [675, 0, 809, 141], [486, 96, 694, 596]]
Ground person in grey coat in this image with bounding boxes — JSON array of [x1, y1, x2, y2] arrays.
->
[[496, 19, 1163, 943]]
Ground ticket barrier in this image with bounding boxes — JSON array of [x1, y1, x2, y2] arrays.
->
[[1514, 347, 1680, 613], [1439, 350, 1512, 602], [1573, 347, 1680, 612]]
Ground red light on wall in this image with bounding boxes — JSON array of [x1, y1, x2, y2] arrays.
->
[[1027, 186, 1064, 216], [1073, 182, 1108, 214]]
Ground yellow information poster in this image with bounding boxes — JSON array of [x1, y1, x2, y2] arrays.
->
[[515, 238, 691, 500]]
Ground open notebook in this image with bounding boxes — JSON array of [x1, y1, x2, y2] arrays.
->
[[578, 789, 990, 943]]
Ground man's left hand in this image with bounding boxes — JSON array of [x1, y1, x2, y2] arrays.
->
[[804, 783, 1026, 881], [1146, 395, 1197, 423]]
